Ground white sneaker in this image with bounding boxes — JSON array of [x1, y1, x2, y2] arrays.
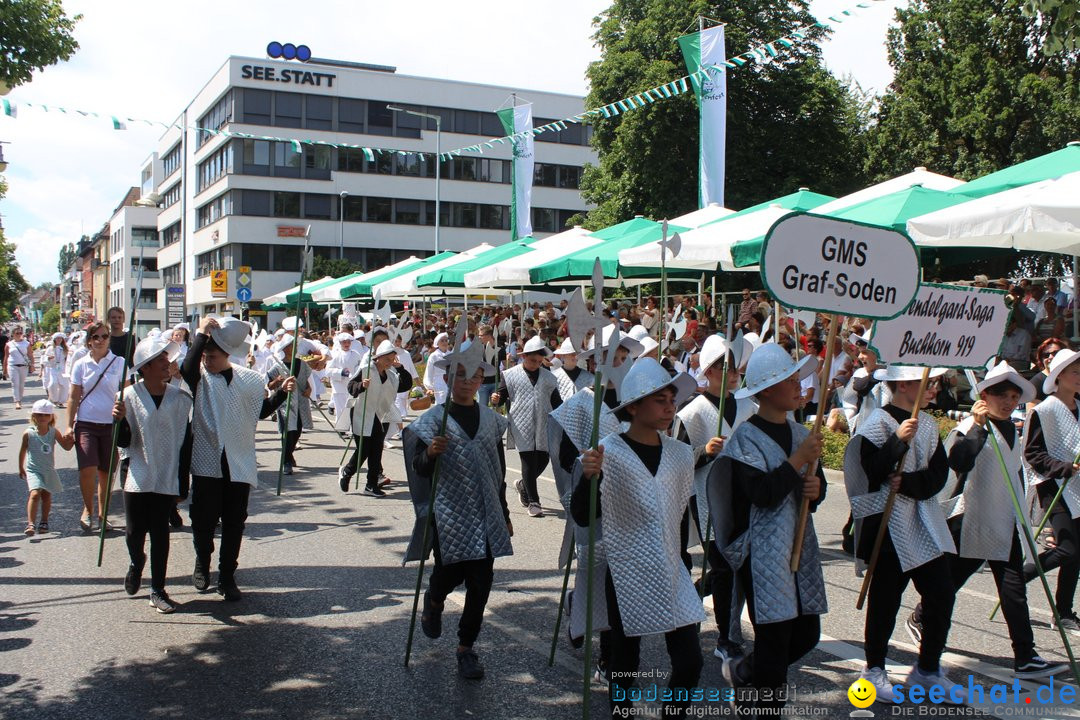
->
[[859, 666, 898, 704], [907, 665, 966, 705]]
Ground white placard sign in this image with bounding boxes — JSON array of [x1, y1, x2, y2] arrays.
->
[[761, 212, 920, 319], [869, 283, 1009, 369]]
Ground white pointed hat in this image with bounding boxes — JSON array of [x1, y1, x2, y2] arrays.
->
[[736, 343, 817, 399], [611, 357, 697, 413], [132, 335, 181, 372], [210, 317, 252, 358], [872, 365, 948, 383], [1044, 348, 1080, 394], [977, 361, 1035, 405], [520, 335, 552, 357], [281, 316, 303, 332], [581, 323, 644, 361]]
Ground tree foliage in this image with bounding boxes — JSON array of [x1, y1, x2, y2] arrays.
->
[[0, 0, 80, 88], [865, 0, 1080, 182], [0, 179, 28, 320], [57, 241, 76, 277], [579, 0, 869, 228], [306, 255, 362, 282], [1025, 0, 1080, 55]]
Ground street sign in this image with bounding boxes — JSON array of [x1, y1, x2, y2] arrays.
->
[[165, 284, 186, 326], [236, 265, 252, 302], [211, 270, 228, 298], [237, 287, 253, 303]]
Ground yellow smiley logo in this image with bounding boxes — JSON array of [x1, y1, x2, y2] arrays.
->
[[848, 678, 876, 708]]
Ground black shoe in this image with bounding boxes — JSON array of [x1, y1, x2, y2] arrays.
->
[[192, 558, 210, 592], [169, 507, 183, 528], [421, 591, 443, 639], [283, 463, 293, 476], [338, 466, 350, 493], [124, 563, 143, 596], [362, 484, 386, 497], [593, 659, 610, 685], [457, 647, 485, 680], [565, 590, 583, 649], [1054, 612, 1080, 636], [514, 479, 529, 508], [1015, 655, 1067, 679], [905, 610, 923, 645], [714, 639, 744, 663], [149, 591, 177, 614], [218, 576, 242, 602]]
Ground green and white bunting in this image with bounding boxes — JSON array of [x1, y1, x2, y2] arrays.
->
[[496, 103, 535, 241], [678, 24, 728, 208]]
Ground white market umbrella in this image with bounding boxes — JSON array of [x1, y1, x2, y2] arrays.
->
[[464, 228, 598, 288], [907, 171, 1080, 254], [812, 166, 963, 215], [669, 202, 734, 228], [375, 244, 495, 298], [310, 256, 422, 303], [263, 276, 334, 307]]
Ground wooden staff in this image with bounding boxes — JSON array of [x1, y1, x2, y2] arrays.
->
[[352, 345, 377, 491], [580, 366, 605, 720], [790, 315, 840, 571], [276, 231, 312, 496], [855, 366, 932, 609], [700, 308, 734, 595]]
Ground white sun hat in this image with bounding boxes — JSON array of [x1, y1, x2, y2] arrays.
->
[[281, 316, 303, 332], [627, 325, 650, 342], [372, 339, 400, 360], [210, 317, 252, 358], [554, 338, 578, 356], [977, 360, 1035, 405], [611, 357, 697, 413], [1044, 349, 1080, 394], [335, 332, 356, 344], [581, 324, 644, 361], [132, 335, 181, 372], [31, 399, 56, 415], [520, 335, 552, 357], [872, 365, 948, 383], [736, 343, 817, 399]]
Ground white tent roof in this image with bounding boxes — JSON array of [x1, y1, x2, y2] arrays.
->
[[669, 203, 734, 228], [309, 256, 422, 303], [463, 228, 598, 288], [812, 167, 962, 215], [907, 171, 1080, 254], [374, 244, 495, 298], [263, 277, 334, 307]]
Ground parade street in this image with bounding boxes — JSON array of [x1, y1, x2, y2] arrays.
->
[[1, 378, 1077, 719]]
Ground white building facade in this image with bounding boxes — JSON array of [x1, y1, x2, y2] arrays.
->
[[107, 195, 165, 335], [142, 55, 595, 319]]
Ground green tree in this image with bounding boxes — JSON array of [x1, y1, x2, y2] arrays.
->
[[306, 255, 362, 282], [57, 241, 76, 277], [1025, 0, 1080, 54], [40, 302, 60, 331], [0, 180, 29, 320], [579, 0, 869, 228], [0, 0, 80, 88], [865, 0, 1080, 183]]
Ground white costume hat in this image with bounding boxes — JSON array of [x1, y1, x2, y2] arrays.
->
[[698, 334, 731, 373], [872, 365, 948, 383], [51, 332, 65, 341], [434, 332, 449, 346], [173, 322, 191, 332], [31, 399, 56, 415], [281, 316, 303, 332], [628, 325, 650, 342], [611, 357, 697, 413], [736, 343, 817, 399], [637, 336, 659, 359], [520, 335, 552, 357], [1044, 349, 1080, 394], [132, 335, 181, 372], [978, 361, 1035, 405], [582, 324, 644, 361], [273, 328, 285, 339], [372, 339, 399, 360], [335, 332, 356, 344], [554, 338, 577, 356], [849, 331, 871, 347], [210, 317, 252, 358]]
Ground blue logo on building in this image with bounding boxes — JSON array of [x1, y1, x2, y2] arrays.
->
[[267, 42, 311, 62]]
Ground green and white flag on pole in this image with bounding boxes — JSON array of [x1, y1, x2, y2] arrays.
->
[[678, 24, 728, 208], [496, 102, 535, 241]]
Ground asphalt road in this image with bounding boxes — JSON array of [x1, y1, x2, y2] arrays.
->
[[1, 377, 1078, 719]]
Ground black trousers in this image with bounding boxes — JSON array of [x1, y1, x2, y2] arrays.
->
[[343, 418, 387, 486], [283, 429, 302, 466], [1026, 482, 1080, 615], [732, 561, 820, 714], [427, 532, 494, 647], [124, 491, 173, 593], [865, 550, 954, 673], [605, 570, 703, 718], [518, 450, 549, 504], [950, 533, 1034, 661], [686, 499, 738, 641], [190, 471, 251, 580]]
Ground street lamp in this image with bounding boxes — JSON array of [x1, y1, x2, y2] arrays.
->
[[339, 190, 349, 261], [387, 105, 441, 255]]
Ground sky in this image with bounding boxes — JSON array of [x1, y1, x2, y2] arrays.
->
[[1, 0, 902, 287]]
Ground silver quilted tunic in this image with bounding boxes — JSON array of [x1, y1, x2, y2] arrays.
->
[[600, 432, 705, 637], [717, 420, 828, 624], [122, 382, 192, 496], [267, 358, 313, 432], [1023, 396, 1080, 519], [190, 365, 267, 487], [553, 366, 595, 402], [844, 408, 956, 573], [402, 404, 512, 565], [503, 364, 558, 452], [940, 416, 1024, 561]]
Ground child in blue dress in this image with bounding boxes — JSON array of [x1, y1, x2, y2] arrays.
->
[[18, 399, 75, 535]]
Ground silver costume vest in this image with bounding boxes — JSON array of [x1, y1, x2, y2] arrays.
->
[[676, 393, 756, 540], [717, 420, 829, 624], [122, 382, 192, 496], [600, 432, 705, 637], [191, 365, 267, 487], [349, 365, 401, 436], [553, 366, 595, 402], [268, 358, 313, 432], [402, 404, 512, 565], [844, 408, 956, 572], [503, 364, 558, 452], [1024, 396, 1080, 519], [841, 369, 891, 435], [940, 416, 1023, 561]]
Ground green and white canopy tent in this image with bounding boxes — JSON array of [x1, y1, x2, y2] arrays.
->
[[462, 227, 598, 288], [369, 245, 493, 298], [262, 276, 337, 310], [308, 256, 426, 303], [411, 240, 538, 294], [946, 142, 1080, 200]]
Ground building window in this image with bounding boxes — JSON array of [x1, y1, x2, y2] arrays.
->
[[241, 189, 272, 216], [305, 95, 332, 130], [478, 158, 508, 184], [161, 143, 182, 179], [366, 197, 392, 223], [339, 98, 365, 133], [453, 158, 478, 181], [197, 143, 234, 192], [272, 141, 301, 179], [304, 145, 332, 180], [242, 139, 271, 173], [532, 207, 556, 233], [162, 263, 181, 285], [481, 112, 503, 136], [197, 91, 233, 147], [534, 163, 557, 187], [275, 92, 303, 128], [161, 221, 181, 247], [393, 105, 422, 139], [243, 89, 272, 124], [454, 203, 478, 228], [303, 194, 331, 220], [395, 199, 421, 225], [393, 153, 421, 177], [131, 228, 159, 249], [195, 247, 226, 278], [162, 182, 182, 209], [367, 247, 391, 269], [480, 204, 507, 230], [239, 243, 271, 271], [196, 192, 232, 228], [367, 102, 393, 136], [343, 195, 364, 221], [338, 147, 364, 173], [273, 245, 302, 272], [371, 153, 392, 175], [558, 165, 582, 189], [454, 109, 480, 135], [274, 191, 301, 218]]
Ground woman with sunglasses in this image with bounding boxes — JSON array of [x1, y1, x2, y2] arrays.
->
[[1030, 337, 1070, 409], [5, 326, 33, 410], [66, 321, 125, 532]]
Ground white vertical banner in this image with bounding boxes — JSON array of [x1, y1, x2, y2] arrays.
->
[[497, 102, 535, 241], [678, 24, 727, 208]]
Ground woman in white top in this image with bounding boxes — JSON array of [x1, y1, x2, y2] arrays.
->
[[5, 326, 34, 409], [44, 333, 70, 406], [66, 321, 125, 532]]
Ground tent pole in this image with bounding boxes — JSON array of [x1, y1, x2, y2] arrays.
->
[[1073, 256, 1079, 345], [698, 276, 704, 307]]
